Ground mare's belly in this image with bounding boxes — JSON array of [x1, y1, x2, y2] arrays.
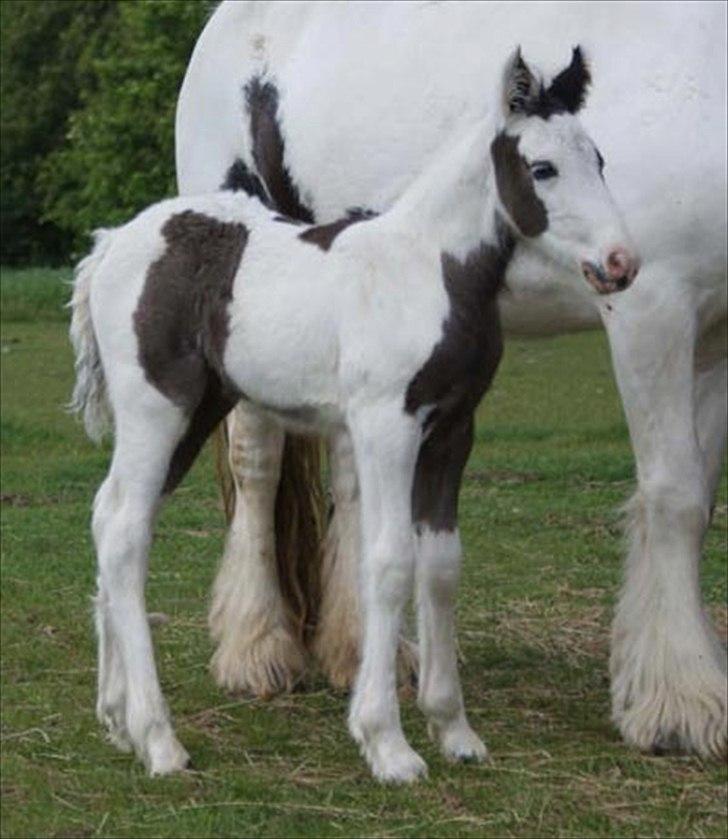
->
[[499, 250, 602, 338]]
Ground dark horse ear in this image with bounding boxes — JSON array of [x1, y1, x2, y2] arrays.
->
[[546, 46, 591, 114], [502, 47, 540, 115]]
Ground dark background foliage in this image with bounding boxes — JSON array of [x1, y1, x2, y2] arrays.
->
[[1, 0, 213, 265]]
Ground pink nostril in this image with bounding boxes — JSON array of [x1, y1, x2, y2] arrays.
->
[[606, 248, 639, 282]]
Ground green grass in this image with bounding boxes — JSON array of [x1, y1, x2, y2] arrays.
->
[[1, 267, 726, 838], [1, 266, 71, 324]]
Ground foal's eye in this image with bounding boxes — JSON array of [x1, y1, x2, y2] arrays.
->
[[596, 150, 605, 173], [530, 161, 558, 181]]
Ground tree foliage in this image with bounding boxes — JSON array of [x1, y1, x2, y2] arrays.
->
[[0, 0, 117, 264], [1, 0, 213, 265]]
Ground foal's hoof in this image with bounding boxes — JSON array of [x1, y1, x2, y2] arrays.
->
[[371, 745, 428, 784], [438, 725, 489, 764], [146, 731, 191, 776], [353, 729, 428, 784]]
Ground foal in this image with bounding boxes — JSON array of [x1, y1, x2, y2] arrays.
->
[[70, 49, 638, 781]]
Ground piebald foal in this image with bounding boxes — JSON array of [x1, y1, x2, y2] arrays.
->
[[70, 49, 637, 781]]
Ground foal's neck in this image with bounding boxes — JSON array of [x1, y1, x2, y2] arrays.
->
[[390, 119, 505, 261]]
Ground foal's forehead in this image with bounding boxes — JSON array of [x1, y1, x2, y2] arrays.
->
[[512, 114, 595, 161]]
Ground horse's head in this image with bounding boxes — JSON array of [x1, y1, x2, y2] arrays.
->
[[491, 47, 639, 294]]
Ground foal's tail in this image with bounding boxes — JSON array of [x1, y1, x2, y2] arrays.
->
[[68, 228, 115, 443]]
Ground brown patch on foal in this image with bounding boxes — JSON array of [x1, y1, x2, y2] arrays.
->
[[491, 132, 548, 237], [134, 210, 248, 494], [406, 221, 515, 531], [298, 216, 368, 251], [298, 207, 378, 251]]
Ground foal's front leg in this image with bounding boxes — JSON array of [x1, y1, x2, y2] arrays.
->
[[413, 416, 487, 762], [347, 405, 426, 782]]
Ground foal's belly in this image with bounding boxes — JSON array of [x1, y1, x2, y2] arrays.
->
[[223, 327, 342, 428], [223, 286, 343, 428]]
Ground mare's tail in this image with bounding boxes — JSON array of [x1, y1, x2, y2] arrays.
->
[[68, 229, 116, 442]]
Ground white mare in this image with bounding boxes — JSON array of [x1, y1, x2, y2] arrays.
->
[[176, 0, 728, 758]]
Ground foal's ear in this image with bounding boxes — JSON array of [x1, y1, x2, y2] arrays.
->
[[546, 46, 591, 114], [502, 47, 540, 116]]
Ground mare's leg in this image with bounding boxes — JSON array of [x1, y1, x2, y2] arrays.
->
[[604, 273, 726, 758], [695, 334, 727, 503], [312, 432, 363, 687], [347, 405, 426, 782], [209, 402, 305, 695], [413, 416, 488, 762], [314, 433, 418, 690], [94, 387, 190, 775]]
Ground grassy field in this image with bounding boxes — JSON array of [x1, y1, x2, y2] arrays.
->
[[1, 266, 726, 838]]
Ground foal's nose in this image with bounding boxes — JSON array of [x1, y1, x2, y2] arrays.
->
[[581, 245, 640, 295], [605, 246, 640, 289]]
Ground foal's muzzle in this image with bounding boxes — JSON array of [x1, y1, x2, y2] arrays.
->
[[581, 247, 640, 295]]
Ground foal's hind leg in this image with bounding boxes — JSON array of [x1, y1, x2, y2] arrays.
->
[[209, 403, 306, 695], [94, 499, 132, 754], [93, 391, 190, 774], [605, 276, 726, 759]]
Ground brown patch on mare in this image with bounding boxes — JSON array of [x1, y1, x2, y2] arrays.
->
[[491, 132, 548, 237], [133, 210, 248, 494], [221, 158, 270, 206], [345, 207, 379, 221], [406, 220, 515, 531], [245, 77, 314, 223], [231, 78, 325, 649]]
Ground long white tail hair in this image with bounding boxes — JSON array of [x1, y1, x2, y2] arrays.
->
[[68, 228, 116, 442]]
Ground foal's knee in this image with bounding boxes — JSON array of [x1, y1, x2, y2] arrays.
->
[[416, 529, 462, 603], [366, 534, 415, 606]]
